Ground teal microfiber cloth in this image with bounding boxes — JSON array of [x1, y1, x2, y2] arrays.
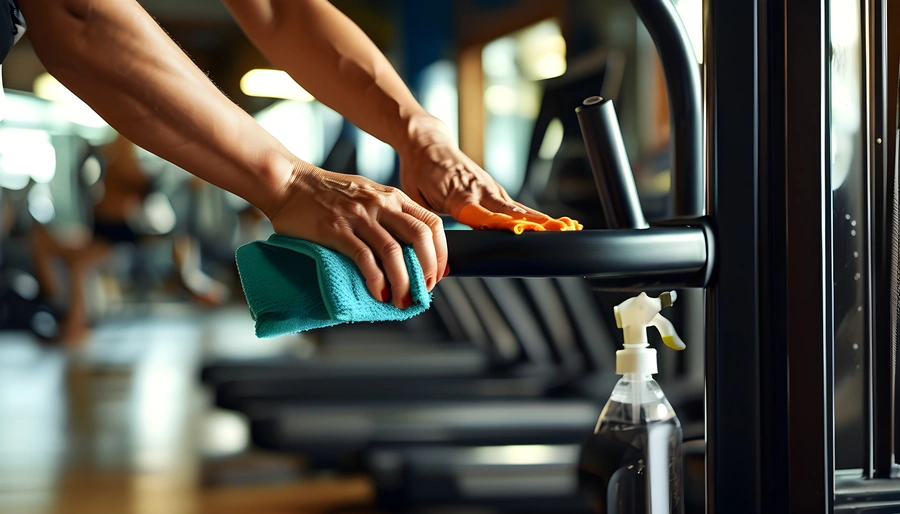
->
[[235, 234, 432, 338]]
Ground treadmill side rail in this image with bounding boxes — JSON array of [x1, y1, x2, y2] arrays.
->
[[446, 226, 711, 289]]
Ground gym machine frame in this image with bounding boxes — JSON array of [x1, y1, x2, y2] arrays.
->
[[446, 0, 897, 512], [710, 0, 897, 511]]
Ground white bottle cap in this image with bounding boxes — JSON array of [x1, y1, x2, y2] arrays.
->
[[616, 346, 658, 375]]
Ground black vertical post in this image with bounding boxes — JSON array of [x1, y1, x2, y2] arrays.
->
[[783, 0, 834, 510], [704, 0, 763, 512], [869, 0, 895, 478]]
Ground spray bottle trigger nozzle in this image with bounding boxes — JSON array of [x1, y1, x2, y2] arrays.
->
[[647, 313, 683, 351], [660, 291, 677, 309], [662, 335, 686, 351]]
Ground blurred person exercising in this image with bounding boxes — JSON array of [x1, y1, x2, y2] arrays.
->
[[30, 135, 231, 342], [4, 0, 559, 328], [29, 135, 148, 342]]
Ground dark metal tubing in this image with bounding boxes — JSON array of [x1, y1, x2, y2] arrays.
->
[[783, 0, 834, 510], [757, 0, 792, 511], [575, 97, 648, 229], [704, 0, 764, 512], [869, 0, 895, 478], [630, 0, 704, 218], [445, 227, 708, 285]]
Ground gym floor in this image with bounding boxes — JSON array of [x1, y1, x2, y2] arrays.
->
[[0, 306, 377, 514]]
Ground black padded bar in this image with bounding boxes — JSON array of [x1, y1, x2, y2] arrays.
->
[[575, 96, 648, 229], [630, 0, 704, 218], [445, 227, 708, 284]]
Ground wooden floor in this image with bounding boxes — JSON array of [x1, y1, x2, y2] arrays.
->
[[0, 305, 375, 514]]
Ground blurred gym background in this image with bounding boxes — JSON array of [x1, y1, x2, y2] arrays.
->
[[0, 0, 881, 513]]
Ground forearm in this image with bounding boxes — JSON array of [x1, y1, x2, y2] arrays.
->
[[20, 0, 301, 214], [224, 0, 432, 154]]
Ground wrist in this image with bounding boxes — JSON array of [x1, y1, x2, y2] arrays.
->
[[394, 112, 453, 161], [257, 151, 317, 222]]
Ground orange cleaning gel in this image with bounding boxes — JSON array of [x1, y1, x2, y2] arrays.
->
[[457, 204, 583, 235]]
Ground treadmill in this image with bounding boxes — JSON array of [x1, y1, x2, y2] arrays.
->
[[240, 275, 702, 469], [210, 276, 606, 411], [224, 277, 609, 471], [200, 281, 497, 386]]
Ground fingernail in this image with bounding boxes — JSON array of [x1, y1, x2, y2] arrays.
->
[[401, 293, 412, 309], [381, 288, 390, 302], [443, 265, 450, 278]]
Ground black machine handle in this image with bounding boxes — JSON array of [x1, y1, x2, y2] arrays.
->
[[446, 224, 712, 289], [630, 0, 704, 219], [576, 96, 648, 229]]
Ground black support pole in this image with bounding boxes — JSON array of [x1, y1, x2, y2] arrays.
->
[[629, 0, 704, 219]]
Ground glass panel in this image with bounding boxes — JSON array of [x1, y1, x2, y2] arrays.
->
[[830, 0, 867, 472], [482, 19, 566, 198]]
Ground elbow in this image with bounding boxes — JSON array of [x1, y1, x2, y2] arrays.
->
[[20, 0, 94, 73], [59, 0, 92, 23]]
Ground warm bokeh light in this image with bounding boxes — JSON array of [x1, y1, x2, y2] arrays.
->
[[537, 118, 564, 160], [32, 73, 108, 129], [240, 69, 315, 102], [519, 25, 567, 80], [534, 52, 567, 80], [253, 100, 323, 164], [484, 84, 519, 116]]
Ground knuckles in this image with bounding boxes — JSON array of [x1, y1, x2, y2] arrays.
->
[[410, 222, 432, 242], [381, 241, 403, 259], [354, 245, 376, 266]]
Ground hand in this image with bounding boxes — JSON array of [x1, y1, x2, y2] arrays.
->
[[398, 115, 558, 225], [265, 162, 448, 309]]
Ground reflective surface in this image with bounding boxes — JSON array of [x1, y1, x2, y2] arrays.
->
[[830, 0, 866, 471], [0, 307, 373, 514]]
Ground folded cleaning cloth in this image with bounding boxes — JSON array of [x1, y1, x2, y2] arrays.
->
[[457, 204, 583, 234], [236, 234, 431, 338]]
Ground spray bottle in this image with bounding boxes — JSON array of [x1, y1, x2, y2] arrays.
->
[[578, 291, 686, 514]]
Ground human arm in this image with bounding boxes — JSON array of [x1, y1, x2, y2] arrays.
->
[[222, 0, 559, 225], [19, 0, 444, 305]]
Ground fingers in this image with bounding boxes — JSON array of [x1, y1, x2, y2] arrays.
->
[[356, 221, 412, 309], [381, 211, 439, 292], [403, 202, 448, 285], [330, 232, 389, 303]]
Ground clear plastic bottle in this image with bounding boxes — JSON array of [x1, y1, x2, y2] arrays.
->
[[578, 291, 686, 514], [579, 373, 684, 514]]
